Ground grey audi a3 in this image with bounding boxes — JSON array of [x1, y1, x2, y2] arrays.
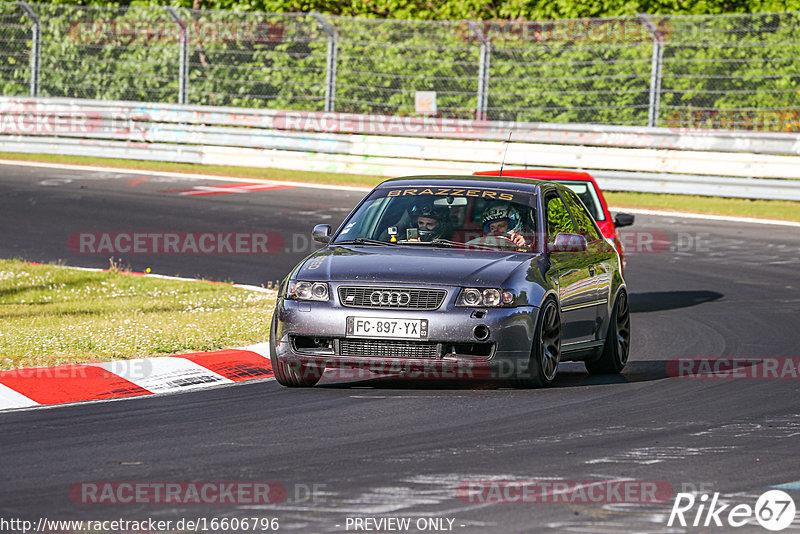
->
[[270, 175, 630, 388]]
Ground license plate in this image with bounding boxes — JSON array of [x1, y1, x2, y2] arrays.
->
[[346, 317, 428, 339]]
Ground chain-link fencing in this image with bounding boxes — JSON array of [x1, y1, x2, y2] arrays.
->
[[329, 18, 481, 118], [0, 2, 31, 96], [1, 3, 798, 131], [179, 9, 327, 109], [659, 12, 800, 131]]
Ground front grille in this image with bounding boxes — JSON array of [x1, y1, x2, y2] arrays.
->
[[338, 286, 447, 310], [339, 339, 440, 359]]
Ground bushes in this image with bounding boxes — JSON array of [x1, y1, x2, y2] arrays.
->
[[27, 0, 800, 19], [2, 2, 797, 130]]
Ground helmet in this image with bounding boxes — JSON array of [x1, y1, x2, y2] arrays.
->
[[481, 203, 521, 234], [412, 204, 451, 241]]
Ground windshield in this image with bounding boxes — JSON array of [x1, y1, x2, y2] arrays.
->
[[551, 180, 605, 221], [333, 185, 539, 252]]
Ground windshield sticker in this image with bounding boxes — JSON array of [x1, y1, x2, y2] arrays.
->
[[385, 188, 516, 201]]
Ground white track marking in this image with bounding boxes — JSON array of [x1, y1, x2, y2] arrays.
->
[[91, 357, 233, 394], [2, 159, 797, 226], [609, 206, 800, 227], [0, 159, 372, 192], [0, 384, 39, 410]]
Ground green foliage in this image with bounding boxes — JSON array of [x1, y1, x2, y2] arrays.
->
[[331, 18, 480, 115], [1, 2, 797, 130], [22, 0, 800, 18], [657, 12, 800, 130], [180, 11, 327, 108], [31, 4, 180, 101], [547, 196, 573, 235], [0, 4, 31, 96]]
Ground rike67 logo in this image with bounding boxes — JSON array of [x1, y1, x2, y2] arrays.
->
[[668, 490, 796, 531]]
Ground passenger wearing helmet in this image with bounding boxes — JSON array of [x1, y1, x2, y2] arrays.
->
[[412, 204, 452, 242], [469, 202, 530, 249]]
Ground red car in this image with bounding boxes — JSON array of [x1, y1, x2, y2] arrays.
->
[[473, 169, 634, 273]]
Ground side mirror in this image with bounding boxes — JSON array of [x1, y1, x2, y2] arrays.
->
[[548, 232, 587, 253], [614, 213, 635, 228], [312, 224, 331, 244]]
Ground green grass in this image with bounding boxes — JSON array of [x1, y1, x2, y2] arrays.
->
[[0, 259, 276, 370], [1, 152, 798, 222]]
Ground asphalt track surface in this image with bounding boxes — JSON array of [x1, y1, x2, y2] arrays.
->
[[1, 163, 799, 533]]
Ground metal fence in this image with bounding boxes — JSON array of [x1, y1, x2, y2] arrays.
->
[[1, 3, 799, 130]]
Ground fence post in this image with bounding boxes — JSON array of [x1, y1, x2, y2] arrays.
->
[[166, 7, 189, 105], [468, 21, 490, 121], [16, 1, 40, 97], [312, 12, 337, 112], [638, 13, 664, 128]]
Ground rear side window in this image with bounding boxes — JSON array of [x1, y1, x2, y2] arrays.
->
[[553, 180, 605, 221], [545, 193, 575, 243], [561, 189, 603, 242]]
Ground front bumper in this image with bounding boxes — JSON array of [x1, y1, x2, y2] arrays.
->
[[273, 286, 539, 380]]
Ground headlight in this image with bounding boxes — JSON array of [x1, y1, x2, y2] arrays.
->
[[287, 281, 330, 301], [457, 288, 515, 307], [482, 289, 501, 307], [462, 288, 482, 306]]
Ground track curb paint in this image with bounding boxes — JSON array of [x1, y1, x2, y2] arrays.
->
[[0, 344, 274, 412], [0, 263, 276, 412]]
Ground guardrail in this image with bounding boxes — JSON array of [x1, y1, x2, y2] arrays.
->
[[1, 97, 799, 200]]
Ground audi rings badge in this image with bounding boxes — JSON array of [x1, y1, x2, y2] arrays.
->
[[370, 290, 412, 307]]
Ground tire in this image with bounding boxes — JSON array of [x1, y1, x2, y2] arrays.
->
[[585, 290, 630, 375], [270, 314, 322, 388], [512, 298, 562, 388]]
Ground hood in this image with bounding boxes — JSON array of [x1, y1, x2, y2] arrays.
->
[[294, 245, 539, 287]]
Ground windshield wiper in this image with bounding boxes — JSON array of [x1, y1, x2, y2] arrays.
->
[[430, 238, 461, 248], [398, 238, 464, 248], [335, 238, 395, 246], [401, 238, 508, 251]]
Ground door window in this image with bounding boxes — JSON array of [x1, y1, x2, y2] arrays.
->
[[560, 189, 603, 243], [545, 192, 576, 245]]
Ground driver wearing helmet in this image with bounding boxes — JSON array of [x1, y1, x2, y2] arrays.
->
[[472, 202, 530, 249], [412, 204, 452, 242]]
